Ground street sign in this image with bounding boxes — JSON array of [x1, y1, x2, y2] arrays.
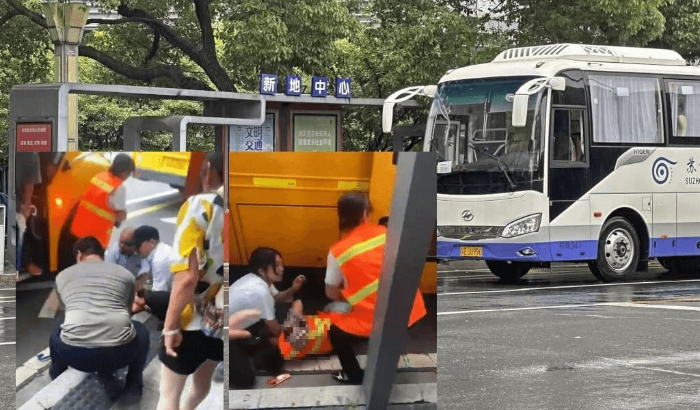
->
[[16, 123, 52, 152]]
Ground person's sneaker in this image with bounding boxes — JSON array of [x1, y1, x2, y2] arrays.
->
[[120, 383, 143, 405], [213, 362, 224, 383]]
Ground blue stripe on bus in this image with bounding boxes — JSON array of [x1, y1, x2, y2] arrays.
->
[[649, 237, 700, 258], [439, 237, 700, 262]]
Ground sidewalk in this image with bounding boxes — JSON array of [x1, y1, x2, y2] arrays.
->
[[226, 295, 438, 409]]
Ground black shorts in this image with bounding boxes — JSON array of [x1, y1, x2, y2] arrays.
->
[[158, 330, 223, 375]]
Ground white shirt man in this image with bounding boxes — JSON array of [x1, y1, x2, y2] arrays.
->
[[132, 225, 174, 292]]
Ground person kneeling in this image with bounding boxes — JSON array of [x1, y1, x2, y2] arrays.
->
[[49, 236, 149, 404]]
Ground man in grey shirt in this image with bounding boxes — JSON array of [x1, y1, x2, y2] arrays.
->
[[49, 236, 150, 403]]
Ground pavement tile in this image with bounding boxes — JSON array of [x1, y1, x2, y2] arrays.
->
[[16, 367, 36, 389], [230, 389, 262, 409], [428, 354, 437, 365], [389, 383, 423, 403], [397, 354, 436, 370]]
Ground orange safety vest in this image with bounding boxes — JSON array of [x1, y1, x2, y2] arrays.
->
[[279, 312, 339, 360], [329, 223, 427, 337], [70, 172, 122, 248]]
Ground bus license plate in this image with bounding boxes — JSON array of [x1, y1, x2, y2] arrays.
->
[[460, 246, 482, 257]]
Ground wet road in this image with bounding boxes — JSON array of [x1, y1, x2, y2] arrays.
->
[[438, 261, 700, 410]]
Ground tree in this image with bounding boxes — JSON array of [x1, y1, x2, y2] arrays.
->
[[0, 0, 52, 166], [492, 0, 672, 46], [3, 0, 356, 92], [338, 0, 500, 151]]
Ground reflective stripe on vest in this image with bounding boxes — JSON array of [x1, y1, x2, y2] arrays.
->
[[287, 317, 330, 359], [336, 233, 386, 267], [90, 176, 118, 194], [346, 278, 379, 306], [79, 199, 116, 222]]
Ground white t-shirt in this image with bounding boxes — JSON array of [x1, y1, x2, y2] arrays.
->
[[325, 252, 346, 287], [108, 185, 127, 211], [229, 273, 275, 330], [148, 241, 174, 292], [269, 285, 279, 296]]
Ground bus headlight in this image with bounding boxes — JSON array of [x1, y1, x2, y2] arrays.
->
[[502, 213, 542, 238]]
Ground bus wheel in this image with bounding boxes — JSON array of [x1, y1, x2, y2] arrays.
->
[[593, 217, 640, 281], [587, 261, 605, 281], [485, 260, 530, 282]]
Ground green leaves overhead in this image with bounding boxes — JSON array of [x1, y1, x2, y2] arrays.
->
[[0, 0, 699, 160]]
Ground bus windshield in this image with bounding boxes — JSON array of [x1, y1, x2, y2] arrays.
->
[[428, 77, 547, 195]]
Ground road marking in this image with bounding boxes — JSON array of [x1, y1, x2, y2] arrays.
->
[[0, 342, 15, 346], [126, 200, 180, 220], [161, 217, 177, 224], [126, 189, 179, 206], [438, 304, 601, 316], [0, 317, 15, 321], [602, 357, 700, 378], [606, 302, 700, 312], [439, 278, 700, 296], [38, 289, 60, 319]]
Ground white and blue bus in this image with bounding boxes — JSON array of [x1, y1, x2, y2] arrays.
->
[[384, 44, 700, 281]]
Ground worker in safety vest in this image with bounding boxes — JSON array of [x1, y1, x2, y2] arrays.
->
[[325, 192, 427, 384], [69, 154, 134, 250], [279, 300, 344, 360]]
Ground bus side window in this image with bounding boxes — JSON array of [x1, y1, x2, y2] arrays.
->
[[552, 109, 586, 164]]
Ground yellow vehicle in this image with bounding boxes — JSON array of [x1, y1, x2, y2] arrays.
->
[[16, 152, 113, 275], [131, 152, 192, 190], [227, 152, 437, 297]]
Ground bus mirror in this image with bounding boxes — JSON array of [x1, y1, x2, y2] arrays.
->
[[382, 101, 396, 134], [423, 85, 437, 98], [512, 95, 529, 127], [550, 77, 566, 91]]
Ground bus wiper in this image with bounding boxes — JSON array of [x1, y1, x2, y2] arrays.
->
[[467, 142, 517, 191]]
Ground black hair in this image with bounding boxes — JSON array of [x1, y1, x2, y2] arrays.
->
[[337, 191, 372, 231], [73, 236, 105, 260], [378, 216, 389, 227], [110, 153, 135, 176], [205, 152, 225, 182], [254, 343, 284, 374], [248, 247, 281, 276], [133, 225, 160, 248]]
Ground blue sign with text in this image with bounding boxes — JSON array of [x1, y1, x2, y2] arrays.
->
[[311, 76, 329, 97], [260, 74, 278, 95], [285, 75, 303, 96], [335, 78, 352, 98]]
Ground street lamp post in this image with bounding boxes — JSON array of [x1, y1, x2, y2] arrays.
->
[[43, 1, 89, 151]]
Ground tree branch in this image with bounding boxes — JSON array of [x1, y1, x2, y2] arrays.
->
[[5, 0, 47, 28], [144, 31, 161, 66], [117, 3, 234, 91], [0, 10, 19, 27], [80, 45, 212, 90], [194, 0, 216, 53], [86, 17, 147, 25]]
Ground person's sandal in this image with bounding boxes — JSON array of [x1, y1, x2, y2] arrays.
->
[[331, 371, 361, 385]]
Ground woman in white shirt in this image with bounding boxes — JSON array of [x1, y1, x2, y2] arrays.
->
[[229, 247, 287, 388]]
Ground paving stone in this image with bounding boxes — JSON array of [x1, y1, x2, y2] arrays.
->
[[16, 367, 37, 389], [397, 354, 436, 370], [230, 389, 262, 409]]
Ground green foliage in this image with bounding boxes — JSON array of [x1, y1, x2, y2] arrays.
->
[[0, 0, 52, 165], [2, 0, 700, 162], [496, 0, 672, 46]]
